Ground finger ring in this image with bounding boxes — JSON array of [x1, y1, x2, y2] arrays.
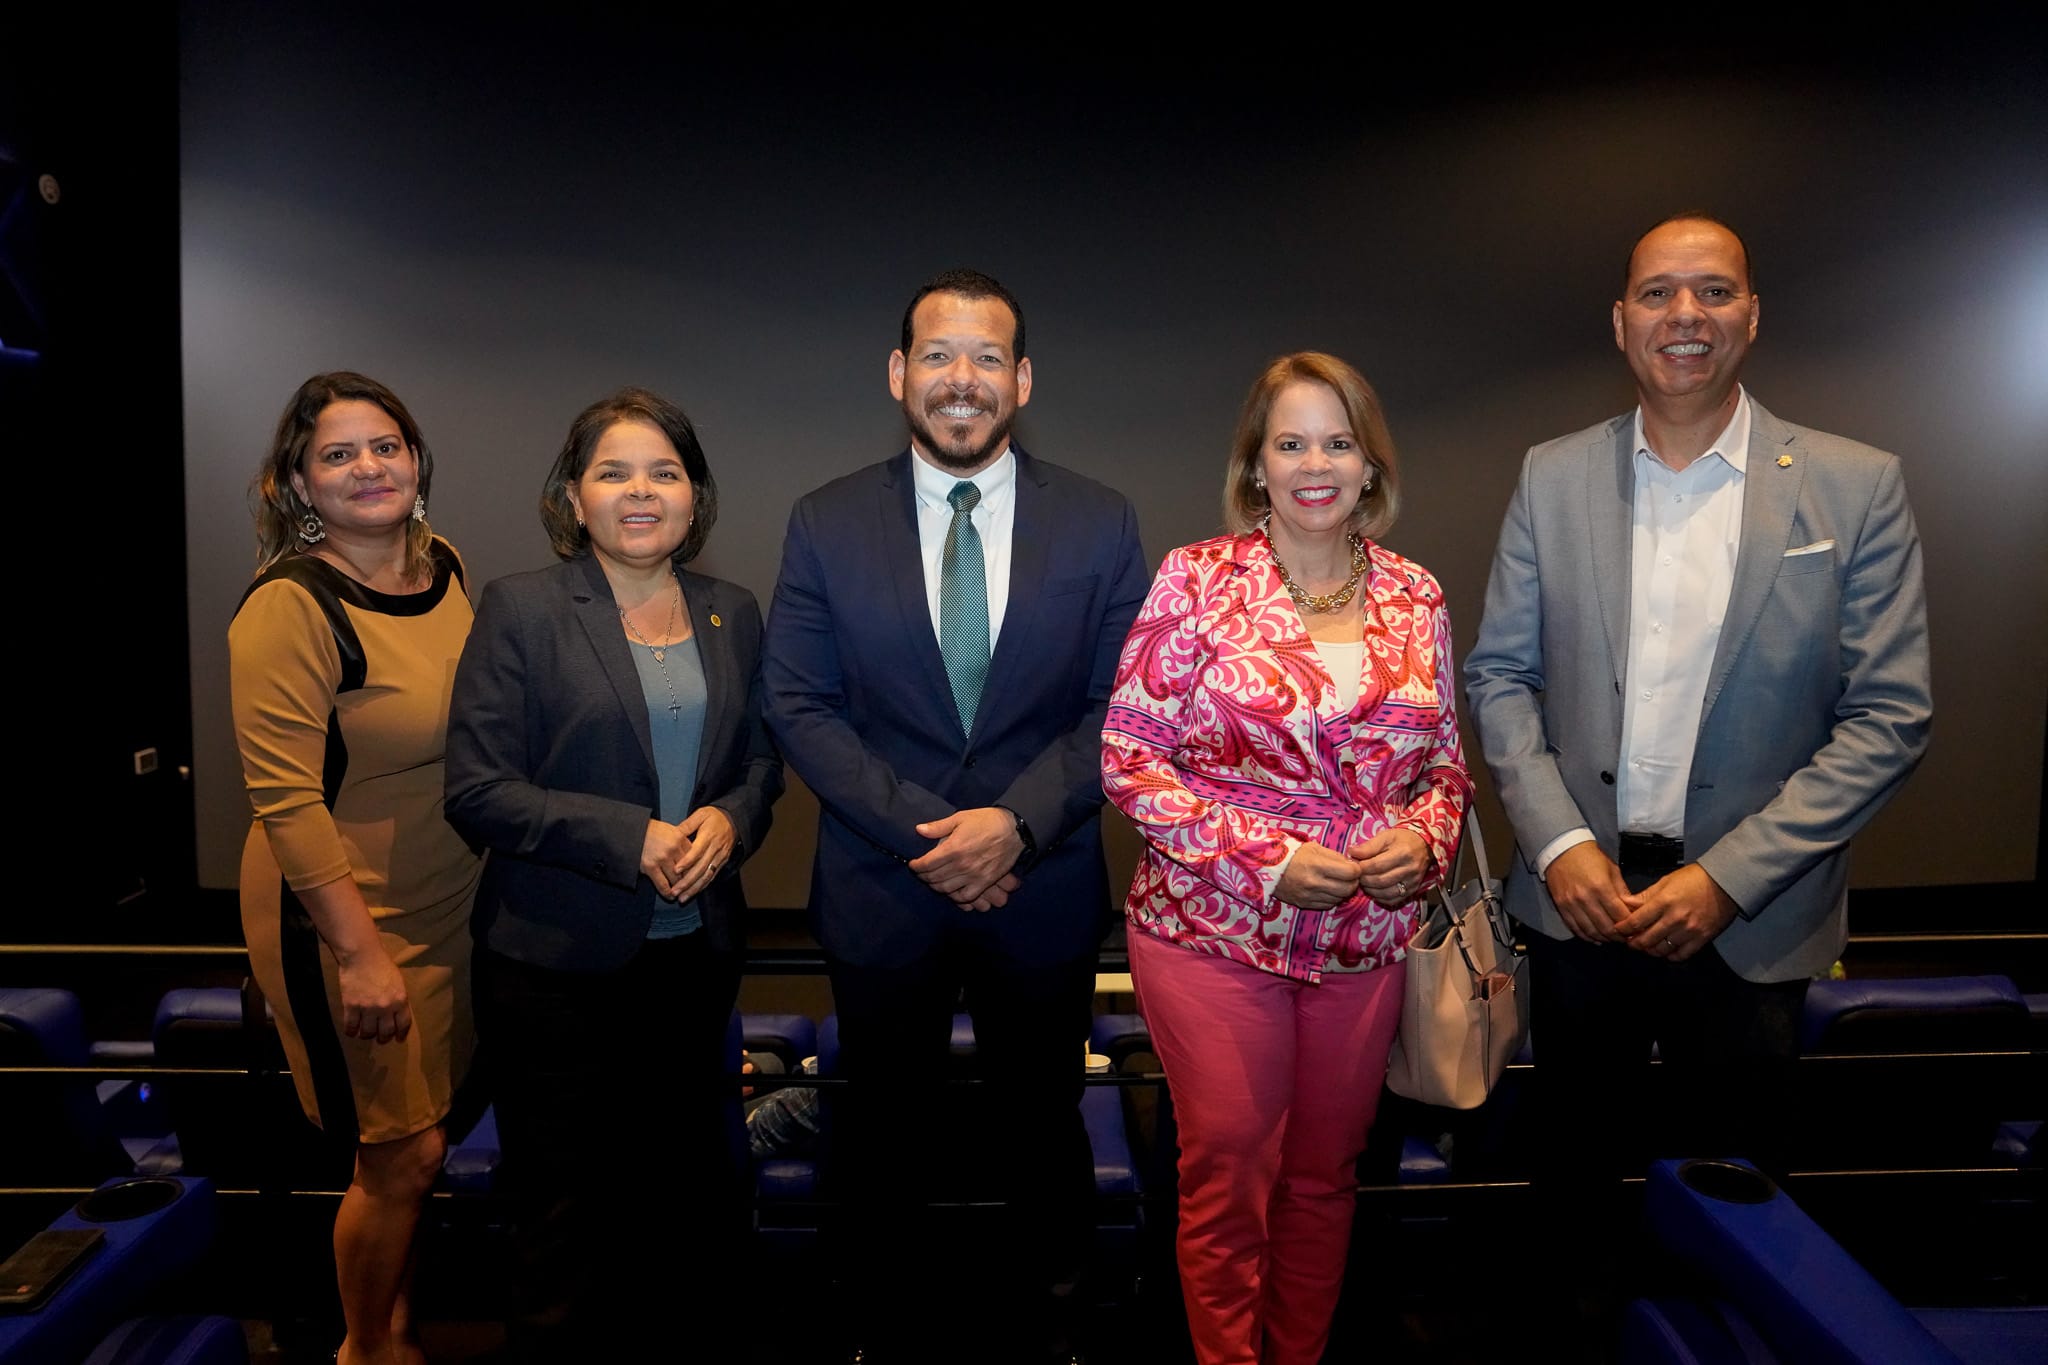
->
[[1663, 938, 1675, 949]]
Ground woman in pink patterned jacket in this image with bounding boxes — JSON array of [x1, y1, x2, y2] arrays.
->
[[1102, 352, 1470, 1365]]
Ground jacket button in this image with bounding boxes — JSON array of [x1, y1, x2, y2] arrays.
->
[[963, 754, 977, 769], [1600, 771, 1615, 785]]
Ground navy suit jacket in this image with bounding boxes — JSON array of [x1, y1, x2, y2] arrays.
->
[[764, 446, 1149, 970], [446, 553, 783, 971]]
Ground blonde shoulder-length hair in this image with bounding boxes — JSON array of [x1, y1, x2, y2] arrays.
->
[[249, 372, 437, 581], [1222, 352, 1401, 541]]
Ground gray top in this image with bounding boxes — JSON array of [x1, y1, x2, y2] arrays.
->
[[629, 632, 707, 938]]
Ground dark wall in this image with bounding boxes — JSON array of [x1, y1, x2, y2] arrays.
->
[[5, 12, 195, 929], [178, 13, 2048, 904]]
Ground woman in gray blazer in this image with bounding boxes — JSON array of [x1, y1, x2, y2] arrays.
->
[[445, 387, 781, 1362]]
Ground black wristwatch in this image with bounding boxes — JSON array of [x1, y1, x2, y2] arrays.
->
[[999, 806, 1037, 871]]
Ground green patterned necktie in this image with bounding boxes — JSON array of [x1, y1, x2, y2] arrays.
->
[[940, 480, 989, 734]]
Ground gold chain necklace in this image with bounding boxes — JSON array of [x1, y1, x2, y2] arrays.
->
[[1267, 529, 1369, 613]]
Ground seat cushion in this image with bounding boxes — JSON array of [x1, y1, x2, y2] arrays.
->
[[83, 1315, 249, 1365], [1800, 976, 2026, 1053]]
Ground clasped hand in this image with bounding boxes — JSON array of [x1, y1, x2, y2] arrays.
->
[[1542, 844, 1739, 960], [1276, 828, 1429, 910], [640, 807, 737, 902], [911, 807, 1024, 912]]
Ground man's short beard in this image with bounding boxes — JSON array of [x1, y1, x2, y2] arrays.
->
[[905, 403, 1012, 472]]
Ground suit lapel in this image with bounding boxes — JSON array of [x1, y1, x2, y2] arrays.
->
[[982, 448, 1051, 731], [1589, 418, 1634, 694], [1701, 402, 1803, 727], [880, 453, 965, 737], [570, 554, 657, 776], [680, 569, 733, 789]]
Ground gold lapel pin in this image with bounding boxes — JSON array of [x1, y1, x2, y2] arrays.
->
[[1777, 454, 1794, 468], [710, 613, 723, 627]]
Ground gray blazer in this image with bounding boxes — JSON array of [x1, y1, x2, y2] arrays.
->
[[1463, 398, 1932, 982], [446, 553, 783, 971]]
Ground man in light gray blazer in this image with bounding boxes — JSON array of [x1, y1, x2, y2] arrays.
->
[[1464, 214, 1932, 1210]]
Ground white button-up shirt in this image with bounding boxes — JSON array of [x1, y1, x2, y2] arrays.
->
[[1534, 391, 1751, 872], [910, 445, 1016, 646]]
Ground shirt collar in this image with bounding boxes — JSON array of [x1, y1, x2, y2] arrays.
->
[[911, 444, 1014, 509], [1632, 387, 1752, 476]]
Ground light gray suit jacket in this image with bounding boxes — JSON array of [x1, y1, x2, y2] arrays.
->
[[1463, 398, 1932, 983]]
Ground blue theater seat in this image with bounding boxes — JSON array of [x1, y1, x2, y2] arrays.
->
[[1795, 974, 2037, 1170], [1088, 1013, 1150, 1070], [1910, 1309, 2048, 1365], [1627, 1157, 2047, 1365], [749, 1012, 1145, 1276], [1800, 975, 2029, 1054], [142, 987, 349, 1188], [82, 1315, 250, 1365], [0, 986, 135, 1183], [0, 1177, 218, 1365], [741, 1012, 817, 1071]]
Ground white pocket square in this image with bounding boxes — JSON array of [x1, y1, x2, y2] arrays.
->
[[1783, 539, 1835, 557]]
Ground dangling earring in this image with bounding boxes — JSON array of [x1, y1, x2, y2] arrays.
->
[[298, 512, 326, 545], [1362, 474, 1377, 495], [412, 494, 428, 523]]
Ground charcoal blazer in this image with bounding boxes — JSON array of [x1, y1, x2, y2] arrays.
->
[[1463, 398, 1932, 982], [764, 446, 1149, 970], [446, 552, 783, 971]]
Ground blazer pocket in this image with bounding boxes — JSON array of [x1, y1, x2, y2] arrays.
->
[[1783, 538, 1835, 557], [1042, 573, 1099, 598], [1048, 573, 1097, 601], [1776, 549, 1836, 577]]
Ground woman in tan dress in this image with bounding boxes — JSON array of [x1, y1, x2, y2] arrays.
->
[[230, 372, 480, 1365]]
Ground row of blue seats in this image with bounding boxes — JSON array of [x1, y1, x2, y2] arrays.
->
[[4, 974, 2042, 1193], [9, 1156, 2042, 1363], [5, 980, 2041, 1365]]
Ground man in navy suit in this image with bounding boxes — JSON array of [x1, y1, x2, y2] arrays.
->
[[765, 268, 1147, 1359]]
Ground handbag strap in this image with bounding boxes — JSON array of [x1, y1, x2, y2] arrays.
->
[[1439, 807, 1495, 896], [1437, 809, 1518, 964], [1459, 808, 1495, 889]]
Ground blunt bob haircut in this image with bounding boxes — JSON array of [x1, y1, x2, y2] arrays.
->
[[540, 387, 719, 564], [250, 371, 436, 580], [900, 267, 1027, 361], [1223, 352, 1401, 541]]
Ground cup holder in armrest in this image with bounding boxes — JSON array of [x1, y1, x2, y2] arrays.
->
[[1674, 1159, 1777, 1205], [72, 1177, 185, 1223]]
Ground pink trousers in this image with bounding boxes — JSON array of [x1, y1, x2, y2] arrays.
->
[[1131, 929, 1407, 1365]]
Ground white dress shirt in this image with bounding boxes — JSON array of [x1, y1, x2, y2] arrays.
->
[[910, 445, 1016, 646], [1533, 391, 1752, 873]]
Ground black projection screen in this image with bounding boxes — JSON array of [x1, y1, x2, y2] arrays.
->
[[180, 14, 2047, 907]]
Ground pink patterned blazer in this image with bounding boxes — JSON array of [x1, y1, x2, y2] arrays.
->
[[1102, 532, 1471, 981]]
